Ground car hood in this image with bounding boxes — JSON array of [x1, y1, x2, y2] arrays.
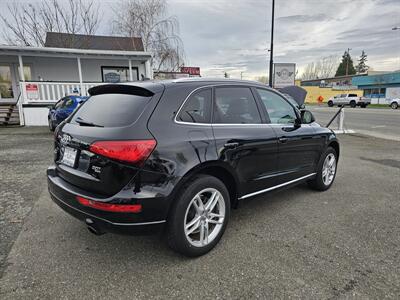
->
[[279, 86, 306, 106]]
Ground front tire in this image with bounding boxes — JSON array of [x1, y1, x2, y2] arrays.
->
[[328, 101, 334, 107], [391, 102, 398, 109], [308, 147, 338, 191], [167, 175, 230, 257]]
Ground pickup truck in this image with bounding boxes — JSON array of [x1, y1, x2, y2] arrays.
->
[[327, 93, 371, 108]]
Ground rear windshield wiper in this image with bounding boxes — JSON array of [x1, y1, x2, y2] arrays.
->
[[75, 117, 104, 127]]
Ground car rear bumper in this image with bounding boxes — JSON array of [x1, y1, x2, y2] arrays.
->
[[47, 166, 167, 235]]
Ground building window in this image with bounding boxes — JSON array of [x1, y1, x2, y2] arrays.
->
[[363, 88, 386, 98], [0, 65, 13, 98], [101, 66, 138, 83]]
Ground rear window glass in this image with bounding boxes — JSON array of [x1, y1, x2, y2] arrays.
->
[[176, 88, 212, 123], [71, 93, 151, 127]]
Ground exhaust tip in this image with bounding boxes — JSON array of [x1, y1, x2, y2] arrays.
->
[[87, 225, 105, 236], [85, 219, 105, 236]]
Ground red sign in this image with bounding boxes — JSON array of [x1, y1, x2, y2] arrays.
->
[[26, 84, 39, 100], [180, 67, 200, 76]]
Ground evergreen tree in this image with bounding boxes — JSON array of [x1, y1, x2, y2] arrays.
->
[[335, 51, 356, 76], [356, 50, 369, 74]]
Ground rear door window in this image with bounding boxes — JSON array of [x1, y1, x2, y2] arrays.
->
[[71, 93, 151, 127], [176, 88, 212, 123], [213, 87, 261, 124]]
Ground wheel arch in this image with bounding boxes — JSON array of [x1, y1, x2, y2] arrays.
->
[[167, 161, 240, 215], [328, 140, 340, 160]]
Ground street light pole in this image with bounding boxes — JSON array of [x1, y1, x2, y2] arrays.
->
[[268, 0, 275, 87]]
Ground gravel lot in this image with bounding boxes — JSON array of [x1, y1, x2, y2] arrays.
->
[[0, 127, 53, 278], [0, 127, 399, 299]]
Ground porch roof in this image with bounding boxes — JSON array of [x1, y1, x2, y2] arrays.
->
[[0, 45, 152, 61]]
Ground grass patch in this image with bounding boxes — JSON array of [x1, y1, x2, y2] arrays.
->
[[367, 104, 390, 109]]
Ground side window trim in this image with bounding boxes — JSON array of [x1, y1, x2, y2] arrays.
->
[[175, 87, 213, 125], [250, 87, 270, 124], [212, 85, 263, 125]]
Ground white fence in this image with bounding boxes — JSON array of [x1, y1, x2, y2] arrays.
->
[[19, 81, 104, 103]]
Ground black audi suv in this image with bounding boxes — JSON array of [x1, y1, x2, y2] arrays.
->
[[47, 78, 339, 257]]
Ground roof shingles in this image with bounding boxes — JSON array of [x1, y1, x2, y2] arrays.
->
[[45, 32, 144, 52]]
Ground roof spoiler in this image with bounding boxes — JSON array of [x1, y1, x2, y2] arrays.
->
[[278, 86, 307, 107], [88, 84, 157, 97]]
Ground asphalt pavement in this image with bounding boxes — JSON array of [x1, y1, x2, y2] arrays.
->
[[1, 127, 400, 299], [308, 106, 400, 141]]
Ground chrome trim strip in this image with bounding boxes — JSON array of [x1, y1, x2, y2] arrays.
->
[[238, 173, 317, 200], [174, 84, 216, 126], [173, 83, 302, 127], [50, 191, 166, 226]]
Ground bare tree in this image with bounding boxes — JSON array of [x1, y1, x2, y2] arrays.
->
[[255, 76, 268, 84], [0, 0, 101, 47], [112, 0, 185, 72], [301, 55, 339, 80]]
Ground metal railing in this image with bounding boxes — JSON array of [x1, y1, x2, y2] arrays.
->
[[19, 81, 103, 103]]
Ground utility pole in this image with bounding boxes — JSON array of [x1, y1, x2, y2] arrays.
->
[[268, 0, 275, 87], [346, 47, 352, 76], [240, 72, 244, 80]]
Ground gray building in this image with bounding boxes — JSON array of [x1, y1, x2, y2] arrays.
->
[[0, 33, 152, 126]]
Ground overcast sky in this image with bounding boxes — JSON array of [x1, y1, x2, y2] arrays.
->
[[1, 0, 399, 79]]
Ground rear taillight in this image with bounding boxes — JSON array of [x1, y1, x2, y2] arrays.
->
[[76, 196, 142, 213], [89, 140, 156, 164]]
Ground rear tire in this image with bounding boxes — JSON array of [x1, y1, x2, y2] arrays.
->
[[308, 147, 338, 191], [391, 102, 398, 109], [328, 101, 334, 107], [350, 101, 356, 108], [166, 175, 230, 257]]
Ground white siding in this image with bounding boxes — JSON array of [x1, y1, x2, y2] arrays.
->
[[23, 107, 49, 126], [386, 87, 400, 99]]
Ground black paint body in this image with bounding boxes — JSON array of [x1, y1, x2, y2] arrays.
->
[[47, 79, 339, 234]]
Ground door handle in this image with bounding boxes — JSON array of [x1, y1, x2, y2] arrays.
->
[[224, 142, 239, 149], [279, 137, 288, 143]]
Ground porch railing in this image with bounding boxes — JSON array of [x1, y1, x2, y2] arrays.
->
[[19, 81, 104, 103]]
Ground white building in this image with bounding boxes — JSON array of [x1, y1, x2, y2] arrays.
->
[[0, 33, 152, 126]]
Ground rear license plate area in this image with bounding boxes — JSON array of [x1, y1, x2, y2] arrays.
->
[[61, 146, 78, 167]]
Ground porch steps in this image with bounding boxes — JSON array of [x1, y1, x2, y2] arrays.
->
[[0, 104, 20, 126]]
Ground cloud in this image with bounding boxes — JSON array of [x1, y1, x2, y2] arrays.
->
[[277, 14, 332, 23], [0, 0, 398, 79], [168, 0, 400, 78]]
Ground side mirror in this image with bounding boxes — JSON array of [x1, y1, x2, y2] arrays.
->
[[301, 110, 315, 124]]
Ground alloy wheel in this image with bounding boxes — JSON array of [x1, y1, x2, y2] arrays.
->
[[322, 153, 336, 186], [184, 188, 225, 247]]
